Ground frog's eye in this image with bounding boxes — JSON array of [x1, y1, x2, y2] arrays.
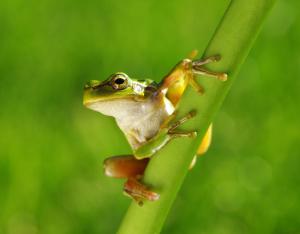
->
[[115, 77, 125, 85], [111, 74, 128, 90]]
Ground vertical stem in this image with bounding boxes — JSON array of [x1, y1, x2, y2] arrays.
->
[[117, 0, 276, 233]]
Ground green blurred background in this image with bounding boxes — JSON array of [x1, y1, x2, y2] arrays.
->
[[0, 0, 299, 233]]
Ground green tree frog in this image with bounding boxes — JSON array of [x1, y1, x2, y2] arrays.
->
[[83, 51, 227, 205]]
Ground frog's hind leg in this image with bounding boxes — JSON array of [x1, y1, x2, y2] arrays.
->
[[103, 155, 159, 205], [189, 123, 213, 170], [104, 155, 149, 178]]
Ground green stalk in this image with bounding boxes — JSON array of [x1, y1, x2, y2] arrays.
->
[[117, 0, 276, 233]]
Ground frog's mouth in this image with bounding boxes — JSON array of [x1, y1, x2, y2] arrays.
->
[[83, 89, 137, 108]]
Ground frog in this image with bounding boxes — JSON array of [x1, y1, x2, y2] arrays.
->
[[83, 51, 227, 205]]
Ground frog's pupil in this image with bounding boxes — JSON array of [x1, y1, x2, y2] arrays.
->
[[115, 78, 125, 84]]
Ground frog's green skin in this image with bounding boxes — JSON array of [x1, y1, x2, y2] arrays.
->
[[83, 53, 227, 204]]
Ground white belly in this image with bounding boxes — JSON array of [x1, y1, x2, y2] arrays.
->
[[87, 97, 174, 149]]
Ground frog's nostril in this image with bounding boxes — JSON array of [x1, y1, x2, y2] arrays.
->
[[85, 80, 101, 89], [91, 80, 101, 87]]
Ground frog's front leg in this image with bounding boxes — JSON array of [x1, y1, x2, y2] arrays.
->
[[192, 55, 228, 81], [189, 55, 228, 94], [134, 110, 197, 159]]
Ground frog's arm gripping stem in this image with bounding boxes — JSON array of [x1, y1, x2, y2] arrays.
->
[[133, 111, 197, 159], [192, 55, 228, 82]]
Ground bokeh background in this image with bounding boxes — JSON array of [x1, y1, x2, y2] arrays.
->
[[0, 0, 299, 233]]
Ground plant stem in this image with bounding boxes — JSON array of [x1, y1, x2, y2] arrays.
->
[[117, 0, 276, 233]]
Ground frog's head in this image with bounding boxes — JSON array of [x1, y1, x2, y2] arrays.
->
[[83, 72, 156, 116]]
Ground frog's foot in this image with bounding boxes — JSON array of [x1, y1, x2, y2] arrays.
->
[[168, 110, 197, 139], [189, 55, 227, 94], [192, 55, 228, 81], [133, 111, 197, 159], [104, 155, 158, 205], [124, 177, 160, 206]]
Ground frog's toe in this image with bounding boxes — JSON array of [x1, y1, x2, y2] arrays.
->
[[123, 178, 160, 205], [169, 131, 197, 139], [168, 110, 197, 132]]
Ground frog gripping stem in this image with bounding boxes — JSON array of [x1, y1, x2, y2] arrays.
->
[[124, 178, 160, 206], [192, 55, 228, 81], [85, 50, 228, 206], [167, 110, 197, 138]]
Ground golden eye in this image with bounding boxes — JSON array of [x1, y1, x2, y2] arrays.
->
[[111, 74, 128, 90]]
